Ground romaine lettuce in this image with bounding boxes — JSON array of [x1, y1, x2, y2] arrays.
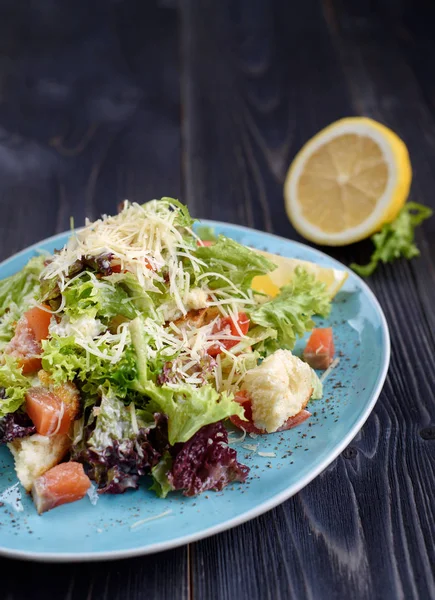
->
[[130, 317, 245, 444]]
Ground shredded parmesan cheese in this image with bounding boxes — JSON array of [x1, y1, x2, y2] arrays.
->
[[130, 509, 173, 529], [320, 357, 340, 383], [228, 428, 247, 444], [241, 443, 258, 452]]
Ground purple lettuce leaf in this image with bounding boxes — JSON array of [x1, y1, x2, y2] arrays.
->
[[72, 413, 168, 494], [166, 421, 249, 497], [81, 253, 114, 276], [0, 411, 36, 444]]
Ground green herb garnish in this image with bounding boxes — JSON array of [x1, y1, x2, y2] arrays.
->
[[351, 202, 432, 277]]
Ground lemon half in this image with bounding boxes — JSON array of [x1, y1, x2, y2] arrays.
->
[[284, 118, 412, 246], [252, 249, 348, 299]]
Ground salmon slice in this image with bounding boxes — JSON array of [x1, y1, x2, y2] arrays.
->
[[32, 462, 91, 514], [5, 306, 52, 374], [26, 381, 80, 436], [303, 327, 335, 370], [24, 306, 52, 341]]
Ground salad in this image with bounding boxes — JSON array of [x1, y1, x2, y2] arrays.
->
[[0, 199, 336, 514]]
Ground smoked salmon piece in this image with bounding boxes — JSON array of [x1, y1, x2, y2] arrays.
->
[[303, 327, 335, 370], [26, 380, 80, 436], [24, 306, 52, 342], [5, 306, 51, 374], [32, 462, 91, 514]]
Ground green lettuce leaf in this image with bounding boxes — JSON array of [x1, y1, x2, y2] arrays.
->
[[163, 197, 195, 229], [88, 392, 139, 450], [0, 355, 31, 417], [0, 303, 23, 352], [0, 255, 45, 318], [195, 225, 217, 242], [62, 274, 138, 322], [148, 384, 243, 445], [351, 202, 433, 277], [150, 452, 174, 498], [249, 267, 331, 353], [142, 197, 195, 230], [130, 318, 245, 444], [0, 255, 45, 348], [105, 272, 160, 321], [41, 335, 137, 399], [195, 235, 276, 291]]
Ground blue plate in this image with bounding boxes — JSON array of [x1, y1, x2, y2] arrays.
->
[[0, 221, 390, 562]]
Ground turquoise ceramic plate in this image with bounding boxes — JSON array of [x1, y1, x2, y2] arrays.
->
[[0, 221, 390, 562]]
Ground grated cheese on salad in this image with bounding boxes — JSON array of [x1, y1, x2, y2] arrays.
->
[[0, 197, 337, 514]]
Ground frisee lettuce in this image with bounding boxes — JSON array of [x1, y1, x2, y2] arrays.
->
[[105, 272, 160, 322], [0, 255, 45, 349], [158, 197, 195, 230], [146, 384, 244, 445], [195, 225, 217, 242], [0, 303, 23, 352], [195, 235, 276, 291], [0, 255, 44, 318], [62, 273, 138, 323], [351, 202, 433, 277], [0, 355, 31, 417], [41, 335, 137, 399], [249, 267, 331, 354]]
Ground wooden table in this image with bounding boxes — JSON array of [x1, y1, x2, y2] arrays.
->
[[0, 1, 434, 598]]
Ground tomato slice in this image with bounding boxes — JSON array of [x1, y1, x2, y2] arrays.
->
[[26, 382, 79, 436], [230, 390, 311, 434], [32, 462, 91, 514], [197, 240, 214, 247], [207, 312, 250, 357], [303, 327, 335, 370]]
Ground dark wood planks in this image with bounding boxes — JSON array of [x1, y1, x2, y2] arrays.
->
[[180, 0, 354, 233], [0, 0, 434, 598], [0, 551, 188, 600], [0, 2, 188, 599], [181, 1, 435, 599]]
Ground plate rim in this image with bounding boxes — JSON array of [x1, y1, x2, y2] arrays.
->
[[0, 220, 390, 562]]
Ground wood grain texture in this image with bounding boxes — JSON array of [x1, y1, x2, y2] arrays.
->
[[0, 551, 188, 600], [181, 1, 435, 599], [0, 2, 188, 599], [0, 0, 434, 599]]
